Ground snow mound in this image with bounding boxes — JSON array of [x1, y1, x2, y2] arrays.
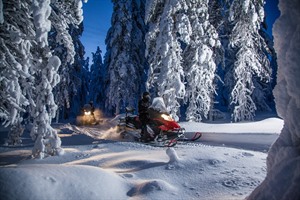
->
[[0, 164, 129, 200], [182, 117, 283, 134], [165, 147, 182, 170], [127, 179, 177, 197], [166, 147, 179, 164], [249, 157, 300, 199]]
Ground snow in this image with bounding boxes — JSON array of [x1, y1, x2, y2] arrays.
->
[[247, 0, 300, 199], [32, 0, 51, 47], [150, 97, 169, 113], [182, 117, 283, 134], [0, 117, 283, 200], [0, 0, 3, 24], [75, 0, 84, 23]]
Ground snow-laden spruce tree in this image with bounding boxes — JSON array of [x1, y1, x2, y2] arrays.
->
[[105, 0, 146, 114], [145, 0, 186, 121], [144, 0, 164, 96], [29, 0, 84, 158], [72, 53, 90, 117], [29, 0, 63, 158], [183, 0, 221, 122], [251, 18, 277, 112], [0, 0, 34, 145], [52, 22, 89, 120], [49, 0, 88, 121], [228, 0, 271, 122], [0, 0, 84, 157], [248, 0, 300, 198], [89, 47, 105, 110]]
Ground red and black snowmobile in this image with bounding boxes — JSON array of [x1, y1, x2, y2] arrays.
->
[[117, 100, 202, 147]]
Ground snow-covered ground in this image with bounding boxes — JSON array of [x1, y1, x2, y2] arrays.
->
[[0, 116, 283, 200]]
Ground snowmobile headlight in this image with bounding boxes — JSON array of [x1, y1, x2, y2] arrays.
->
[[161, 114, 173, 121], [84, 111, 91, 116]]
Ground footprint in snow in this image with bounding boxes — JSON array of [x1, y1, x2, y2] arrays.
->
[[122, 173, 134, 178], [222, 177, 261, 189], [241, 152, 254, 157]]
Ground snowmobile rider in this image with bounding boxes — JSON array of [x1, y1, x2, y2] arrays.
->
[[138, 92, 152, 142], [89, 101, 95, 116]]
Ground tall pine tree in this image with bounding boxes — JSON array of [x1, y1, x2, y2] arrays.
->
[[0, 0, 33, 145], [0, 0, 84, 158], [228, 0, 271, 122], [89, 46, 105, 110], [105, 0, 146, 114], [145, 0, 187, 121], [183, 0, 221, 122]]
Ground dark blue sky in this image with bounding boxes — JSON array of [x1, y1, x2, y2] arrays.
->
[[81, 0, 280, 62], [81, 1, 113, 61], [264, 0, 280, 36]]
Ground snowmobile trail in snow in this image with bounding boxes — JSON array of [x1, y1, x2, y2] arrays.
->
[[194, 132, 278, 152], [59, 124, 277, 151]]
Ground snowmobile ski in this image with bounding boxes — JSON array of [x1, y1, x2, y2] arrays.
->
[[177, 132, 202, 142], [141, 138, 178, 147]]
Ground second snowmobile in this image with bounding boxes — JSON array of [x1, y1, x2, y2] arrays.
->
[[76, 103, 97, 125]]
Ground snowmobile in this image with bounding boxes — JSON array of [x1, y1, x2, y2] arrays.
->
[[117, 98, 202, 147], [76, 104, 97, 125]]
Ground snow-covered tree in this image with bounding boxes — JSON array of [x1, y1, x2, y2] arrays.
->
[[105, 0, 146, 114], [89, 46, 105, 110], [28, 0, 84, 158], [52, 22, 89, 120], [72, 55, 90, 116], [251, 16, 277, 112], [145, 0, 186, 121], [0, 0, 34, 145], [183, 0, 221, 122], [28, 0, 63, 158], [49, 1, 88, 120], [0, 0, 84, 157], [144, 0, 164, 95], [228, 0, 271, 122]]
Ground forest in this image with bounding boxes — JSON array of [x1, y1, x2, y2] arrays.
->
[[1, 1, 300, 199], [1, 0, 276, 158]]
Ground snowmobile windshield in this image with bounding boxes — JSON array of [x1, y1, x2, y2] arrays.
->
[[149, 97, 168, 113]]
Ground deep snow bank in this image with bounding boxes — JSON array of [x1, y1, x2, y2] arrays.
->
[[181, 117, 283, 134], [0, 164, 129, 200], [248, 0, 300, 199]]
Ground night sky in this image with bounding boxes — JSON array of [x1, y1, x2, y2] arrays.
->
[[81, 0, 280, 63], [81, 1, 113, 61], [264, 0, 280, 36]]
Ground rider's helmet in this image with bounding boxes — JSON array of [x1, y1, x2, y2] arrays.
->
[[142, 92, 151, 102]]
